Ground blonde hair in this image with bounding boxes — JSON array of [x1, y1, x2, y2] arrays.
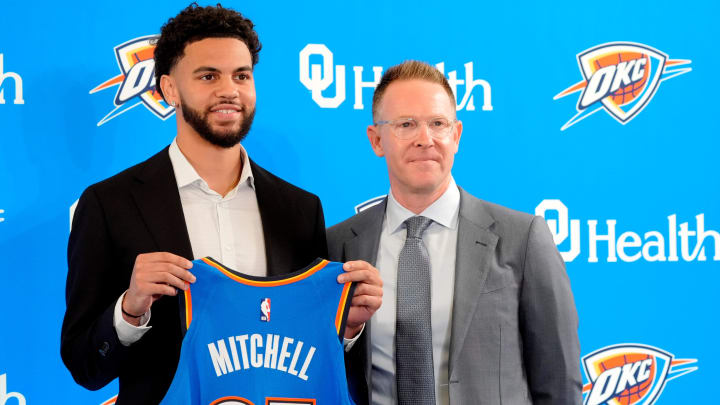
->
[[372, 60, 455, 120]]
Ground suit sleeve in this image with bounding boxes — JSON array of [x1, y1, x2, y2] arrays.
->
[[327, 223, 371, 405], [520, 216, 582, 405], [60, 186, 130, 390]]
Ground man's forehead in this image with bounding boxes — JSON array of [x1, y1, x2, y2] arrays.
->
[[379, 79, 455, 115], [175, 37, 252, 69]]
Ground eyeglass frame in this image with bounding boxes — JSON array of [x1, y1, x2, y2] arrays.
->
[[373, 116, 459, 140]]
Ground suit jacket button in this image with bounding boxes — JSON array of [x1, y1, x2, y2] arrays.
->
[[99, 341, 110, 357]]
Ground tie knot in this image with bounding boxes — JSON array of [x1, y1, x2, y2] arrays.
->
[[404, 216, 433, 239]]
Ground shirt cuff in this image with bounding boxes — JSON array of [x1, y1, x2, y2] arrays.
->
[[343, 323, 365, 352], [113, 291, 152, 346]]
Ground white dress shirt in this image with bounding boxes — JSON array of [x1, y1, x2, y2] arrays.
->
[[371, 178, 460, 405], [113, 139, 266, 345]]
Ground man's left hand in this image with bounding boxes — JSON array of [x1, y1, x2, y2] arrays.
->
[[337, 260, 383, 339]]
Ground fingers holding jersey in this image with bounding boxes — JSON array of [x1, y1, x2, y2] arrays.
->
[[123, 252, 195, 319], [337, 260, 383, 338]]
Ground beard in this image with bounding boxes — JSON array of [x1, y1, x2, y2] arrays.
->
[[178, 96, 255, 148]]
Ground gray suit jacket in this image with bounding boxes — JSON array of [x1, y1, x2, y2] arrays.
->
[[328, 187, 582, 405]]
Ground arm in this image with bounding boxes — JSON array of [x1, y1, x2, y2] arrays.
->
[[60, 187, 195, 390], [520, 216, 582, 405], [327, 223, 375, 405], [61, 187, 129, 390]]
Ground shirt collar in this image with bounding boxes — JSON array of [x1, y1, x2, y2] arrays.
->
[[168, 138, 255, 193], [386, 176, 460, 234]]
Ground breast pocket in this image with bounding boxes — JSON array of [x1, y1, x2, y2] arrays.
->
[[480, 263, 513, 294]]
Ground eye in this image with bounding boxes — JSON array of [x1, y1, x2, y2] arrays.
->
[[397, 120, 416, 130], [431, 118, 449, 128], [235, 72, 251, 80], [199, 73, 216, 81]]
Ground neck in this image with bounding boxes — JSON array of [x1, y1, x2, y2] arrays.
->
[[176, 128, 243, 197], [390, 177, 451, 215]]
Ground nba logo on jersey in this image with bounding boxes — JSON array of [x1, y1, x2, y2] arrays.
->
[[260, 298, 271, 322]]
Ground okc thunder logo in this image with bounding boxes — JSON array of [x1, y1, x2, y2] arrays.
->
[[555, 42, 691, 130], [90, 35, 174, 126], [582, 344, 697, 405]]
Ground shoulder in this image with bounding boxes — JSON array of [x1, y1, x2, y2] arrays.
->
[[458, 188, 554, 257], [81, 147, 171, 200], [250, 159, 320, 204], [459, 187, 535, 232], [328, 201, 384, 239]]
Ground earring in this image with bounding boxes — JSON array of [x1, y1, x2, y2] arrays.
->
[[171, 101, 176, 107]]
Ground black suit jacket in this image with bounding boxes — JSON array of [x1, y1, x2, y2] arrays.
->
[[60, 147, 327, 404]]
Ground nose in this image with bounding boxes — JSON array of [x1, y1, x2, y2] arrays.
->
[[215, 76, 239, 99], [413, 122, 434, 147]]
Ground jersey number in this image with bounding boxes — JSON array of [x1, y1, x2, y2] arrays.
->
[[211, 397, 316, 405]]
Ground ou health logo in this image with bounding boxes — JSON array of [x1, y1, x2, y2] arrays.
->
[[90, 35, 174, 126], [582, 344, 697, 405], [554, 42, 691, 130]]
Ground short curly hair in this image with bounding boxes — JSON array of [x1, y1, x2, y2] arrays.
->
[[153, 3, 262, 100]]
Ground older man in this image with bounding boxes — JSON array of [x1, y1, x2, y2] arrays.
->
[[329, 61, 582, 405]]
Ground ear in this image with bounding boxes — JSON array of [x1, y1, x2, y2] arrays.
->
[[367, 124, 385, 157], [451, 120, 463, 154], [160, 75, 177, 106]]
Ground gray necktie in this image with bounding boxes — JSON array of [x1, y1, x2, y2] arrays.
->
[[396, 215, 436, 405]]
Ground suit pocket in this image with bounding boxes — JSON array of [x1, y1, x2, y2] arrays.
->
[[480, 266, 512, 293]]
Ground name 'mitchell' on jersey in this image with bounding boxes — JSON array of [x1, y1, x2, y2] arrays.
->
[[160, 257, 357, 405]]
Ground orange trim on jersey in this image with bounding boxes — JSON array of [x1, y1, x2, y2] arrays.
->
[[211, 396, 254, 405], [184, 286, 193, 328], [265, 398, 316, 405], [100, 395, 118, 405], [201, 257, 329, 287], [335, 281, 352, 335]]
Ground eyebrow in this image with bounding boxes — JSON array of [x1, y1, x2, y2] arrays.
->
[[192, 65, 253, 74]]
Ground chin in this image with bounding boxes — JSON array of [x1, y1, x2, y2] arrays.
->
[[407, 173, 451, 193], [407, 181, 442, 194], [212, 121, 241, 131]]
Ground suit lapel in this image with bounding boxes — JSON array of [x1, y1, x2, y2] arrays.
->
[[130, 147, 193, 260], [448, 188, 498, 378], [250, 159, 280, 276], [346, 200, 386, 266]]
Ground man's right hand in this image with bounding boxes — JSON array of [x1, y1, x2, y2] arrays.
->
[[122, 252, 195, 325]]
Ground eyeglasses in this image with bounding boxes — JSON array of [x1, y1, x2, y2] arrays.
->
[[374, 117, 457, 140]]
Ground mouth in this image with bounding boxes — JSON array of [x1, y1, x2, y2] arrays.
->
[[408, 156, 440, 163], [209, 104, 243, 120]]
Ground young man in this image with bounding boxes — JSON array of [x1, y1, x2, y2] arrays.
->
[[61, 5, 380, 404], [329, 61, 582, 405]]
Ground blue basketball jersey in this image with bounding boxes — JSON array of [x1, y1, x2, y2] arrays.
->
[[160, 257, 356, 405]]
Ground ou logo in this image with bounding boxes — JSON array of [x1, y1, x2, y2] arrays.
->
[[299, 44, 346, 108], [535, 199, 580, 262]]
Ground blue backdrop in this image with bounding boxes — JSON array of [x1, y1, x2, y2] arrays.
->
[[1, 1, 717, 403]]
